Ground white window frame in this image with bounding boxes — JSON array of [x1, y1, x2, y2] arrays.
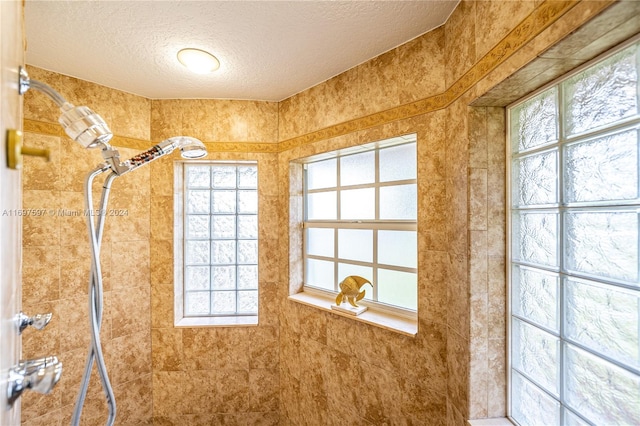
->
[[174, 160, 259, 327], [301, 135, 418, 319], [507, 36, 640, 425]]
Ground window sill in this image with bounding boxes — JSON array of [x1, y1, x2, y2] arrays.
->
[[288, 291, 417, 337], [175, 316, 258, 328], [468, 418, 514, 426]]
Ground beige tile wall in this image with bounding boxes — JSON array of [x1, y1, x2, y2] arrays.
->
[[276, 1, 622, 424], [149, 99, 281, 426], [21, 67, 153, 425]]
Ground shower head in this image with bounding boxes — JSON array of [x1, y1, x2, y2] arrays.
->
[[158, 136, 207, 159], [101, 136, 207, 175], [19, 67, 113, 149]]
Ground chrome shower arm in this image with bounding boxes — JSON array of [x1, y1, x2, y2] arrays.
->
[[18, 66, 114, 150]]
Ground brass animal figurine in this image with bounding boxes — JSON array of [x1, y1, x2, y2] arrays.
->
[[335, 275, 372, 307]]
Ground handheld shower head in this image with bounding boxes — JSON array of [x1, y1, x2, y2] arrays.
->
[[101, 136, 207, 175], [19, 67, 113, 149], [158, 136, 208, 159]]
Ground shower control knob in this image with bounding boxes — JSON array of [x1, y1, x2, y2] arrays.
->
[[16, 312, 53, 334]]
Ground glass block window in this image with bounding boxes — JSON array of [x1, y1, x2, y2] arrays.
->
[[508, 41, 640, 425], [303, 136, 417, 312], [182, 163, 258, 317]]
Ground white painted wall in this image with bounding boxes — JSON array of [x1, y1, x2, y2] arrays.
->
[[0, 1, 24, 424]]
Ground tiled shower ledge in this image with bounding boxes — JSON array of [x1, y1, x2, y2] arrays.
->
[[288, 291, 417, 337], [468, 418, 513, 426]]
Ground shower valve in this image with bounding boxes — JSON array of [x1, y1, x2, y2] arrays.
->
[[16, 312, 53, 334]]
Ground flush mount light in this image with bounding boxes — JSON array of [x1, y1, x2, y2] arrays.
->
[[177, 48, 220, 74]]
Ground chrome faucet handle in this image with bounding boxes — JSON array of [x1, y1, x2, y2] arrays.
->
[[7, 356, 63, 407], [16, 312, 53, 334]]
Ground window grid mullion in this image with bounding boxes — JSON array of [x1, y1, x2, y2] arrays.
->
[[557, 81, 566, 419], [302, 140, 417, 312], [182, 164, 258, 318]]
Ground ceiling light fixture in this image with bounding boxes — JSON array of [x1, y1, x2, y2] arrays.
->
[[177, 48, 220, 74]]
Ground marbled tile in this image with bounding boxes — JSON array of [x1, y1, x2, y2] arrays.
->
[[150, 157, 174, 196], [476, 0, 536, 61], [58, 191, 90, 248], [249, 369, 279, 412], [22, 246, 59, 305], [249, 326, 279, 370], [151, 282, 174, 329], [256, 153, 279, 195], [398, 27, 446, 104], [447, 328, 470, 419], [407, 320, 448, 394], [57, 294, 92, 353], [358, 363, 403, 424], [488, 255, 506, 341], [150, 195, 173, 241], [278, 88, 312, 142], [259, 238, 281, 283], [297, 304, 327, 345], [258, 195, 280, 241], [422, 250, 449, 325], [469, 107, 488, 168], [182, 328, 250, 371], [150, 100, 184, 142], [357, 48, 400, 116], [469, 336, 489, 419], [22, 189, 60, 247], [259, 281, 280, 327], [109, 239, 150, 289], [150, 238, 173, 285], [278, 328, 300, 380], [210, 99, 279, 143], [21, 409, 62, 426], [152, 371, 191, 416], [59, 243, 111, 299], [487, 337, 507, 417], [419, 110, 447, 181], [112, 374, 153, 425], [217, 369, 250, 413], [154, 412, 279, 426], [445, 0, 477, 87], [401, 378, 447, 425], [315, 67, 363, 131], [151, 328, 183, 371], [108, 90, 151, 140], [422, 179, 447, 252], [110, 284, 150, 338], [104, 330, 152, 386], [447, 399, 466, 426], [447, 253, 470, 339], [278, 374, 300, 425], [299, 379, 329, 425]]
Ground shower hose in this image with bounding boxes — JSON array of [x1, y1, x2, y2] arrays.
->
[[72, 167, 118, 426]]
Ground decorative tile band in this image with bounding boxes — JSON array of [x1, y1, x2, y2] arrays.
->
[[23, 0, 611, 155], [276, 0, 591, 152]]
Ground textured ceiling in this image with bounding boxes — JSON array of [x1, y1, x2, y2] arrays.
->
[[25, 1, 458, 101]]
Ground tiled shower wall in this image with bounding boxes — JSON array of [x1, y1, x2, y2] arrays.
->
[[148, 99, 281, 425], [21, 66, 154, 425], [275, 0, 623, 423], [18, 0, 632, 424]]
